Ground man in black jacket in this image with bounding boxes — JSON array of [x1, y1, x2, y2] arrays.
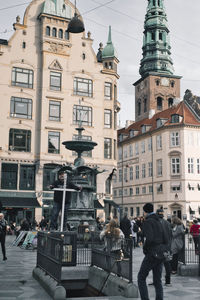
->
[[50, 171, 81, 231], [0, 213, 7, 261], [138, 203, 166, 300]]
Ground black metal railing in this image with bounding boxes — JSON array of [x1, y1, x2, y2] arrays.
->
[[180, 232, 200, 276]]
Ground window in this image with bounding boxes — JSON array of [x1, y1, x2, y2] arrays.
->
[[74, 77, 93, 97], [142, 164, 146, 178], [170, 132, 180, 147], [130, 166, 133, 180], [43, 164, 61, 191], [157, 159, 162, 176], [119, 189, 123, 196], [148, 138, 152, 151], [114, 139, 117, 160], [22, 42, 26, 49], [129, 145, 133, 157], [118, 147, 122, 160], [10, 97, 32, 119], [48, 131, 60, 154], [171, 157, 180, 174], [9, 129, 31, 152], [104, 138, 112, 159], [148, 162, 152, 177], [113, 189, 117, 197], [49, 101, 61, 121], [157, 97, 163, 110], [58, 29, 63, 39], [104, 109, 112, 128], [124, 189, 128, 196], [171, 114, 180, 123], [130, 130, 134, 138], [124, 167, 128, 182], [50, 72, 62, 91], [52, 27, 57, 37], [46, 26, 50, 36], [104, 82, 112, 100], [73, 105, 92, 126], [105, 178, 111, 194], [65, 30, 69, 40], [138, 100, 141, 116], [119, 169, 122, 182], [135, 142, 139, 155], [1, 163, 18, 190], [19, 165, 35, 190], [141, 140, 145, 153], [188, 184, 194, 191], [124, 146, 127, 158], [168, 98, 173, 107], [159, 32, 163, 40], [157, 184, 163, 193], [136, 187, 140, 195], [197, 159, 200, 174], [156, 135, 162, 150], [149, 185, 153, 194], [12, 67, 33, 89], [73, 135, 92, 157], [142, 186, 146, 194], [136, 207, 140, 216], [151, 32, 155, 40], [171, 182, 181, 192], [188, 158, 194, 174], [114, 84, 117, 101], [130, 188, 133, 196], [144, 98, 147, 112], [141, 125, 146, 134], [136, 165, 139, 179], [130, 207, 134, 217]]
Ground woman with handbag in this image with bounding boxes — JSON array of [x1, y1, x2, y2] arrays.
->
[[171, 216, 185, 274]]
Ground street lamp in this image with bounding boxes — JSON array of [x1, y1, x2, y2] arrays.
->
[[67, 0, 85, 33]]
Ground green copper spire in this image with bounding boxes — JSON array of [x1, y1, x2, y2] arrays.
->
[[102, 26, 118, 59], [139, 0, 174, 77]]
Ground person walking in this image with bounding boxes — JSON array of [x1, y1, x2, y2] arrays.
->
[[190, 219, 200, 254], [0, 213, 8, 261], [100, 219, 124, 277], [171, 216, 185, 274], [50, 171, 81, 231], [138, 203, 168, 300], [120, 213, 132, 257], [130, 218, 138, 249]]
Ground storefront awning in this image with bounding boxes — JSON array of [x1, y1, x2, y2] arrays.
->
[[0, 197, 41, 208], [94, 199, 104, 209], [104, 199, 119, 208], [189, 206, 195, 214]]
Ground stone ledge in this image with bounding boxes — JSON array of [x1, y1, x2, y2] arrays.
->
[[178, 264, 199, 277]]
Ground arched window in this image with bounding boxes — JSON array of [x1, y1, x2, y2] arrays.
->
[[157, 97, 163, 110], [138, 100, 141, 116], [58, 29, 63, 39], [65, 30, 69, 40], [52, 27, 57, 37], [46, 26, 50, 36], [144, 98, 147, 113], [168, 98, 173, 107]]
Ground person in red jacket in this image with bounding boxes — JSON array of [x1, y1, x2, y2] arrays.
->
[[190, 219, 200, 254]]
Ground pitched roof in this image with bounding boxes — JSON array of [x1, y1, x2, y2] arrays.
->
[[118, 101, 200, 141]]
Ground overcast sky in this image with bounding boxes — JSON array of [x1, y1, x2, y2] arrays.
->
[[1, 0, 200, 127]]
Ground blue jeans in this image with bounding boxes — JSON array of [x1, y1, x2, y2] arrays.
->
[[50, 201, 69, 231], [138, 255, 163, 300]]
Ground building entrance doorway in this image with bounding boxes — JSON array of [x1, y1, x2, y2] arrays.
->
[[172, 208, 182, 219]]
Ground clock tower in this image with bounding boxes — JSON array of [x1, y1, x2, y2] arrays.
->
[[134, 0, 181, 122]]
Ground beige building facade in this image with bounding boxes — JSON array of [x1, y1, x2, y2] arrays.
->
[[0, 0, 120, 224]]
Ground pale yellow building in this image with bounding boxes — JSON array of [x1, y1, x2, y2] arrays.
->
[[0, 0, 120, 224]]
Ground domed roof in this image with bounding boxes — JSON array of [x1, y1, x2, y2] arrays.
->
[[42, 0, 72, 19], [102, 26, 118, 59]]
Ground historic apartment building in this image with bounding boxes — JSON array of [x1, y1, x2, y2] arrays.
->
[[0, 0, 120, 223], [113, 0, 200, 221]]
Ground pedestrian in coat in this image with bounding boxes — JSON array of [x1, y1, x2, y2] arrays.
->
[[190, 219, 200, 254], [171, 216, 185, 274], [0, 213, 7, 261], [120, 213, 132, 257]]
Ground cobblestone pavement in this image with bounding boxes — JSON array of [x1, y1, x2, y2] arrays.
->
[[0, 236, 200, 299]]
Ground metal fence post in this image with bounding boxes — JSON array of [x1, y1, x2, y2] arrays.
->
[[129, 238, 133, 283]]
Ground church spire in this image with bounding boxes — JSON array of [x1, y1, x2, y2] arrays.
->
[[139, 0, 174, 78]]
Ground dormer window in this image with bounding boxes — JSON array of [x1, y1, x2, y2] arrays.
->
[[156, 118, 167, 128], [171, 114, 180, 123]]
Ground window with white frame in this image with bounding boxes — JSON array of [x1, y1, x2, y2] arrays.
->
[[188, 158, 194, 173], [135, 143, 139, 155], [130, 166, 133, 180], [142, 186, 146, 194], [170, 132, 180, 147], [119, 189, 123, 196], [136, 187, 140, 195], [124, 167, 128, 182], [142, 164, 146, 178], [104, 109, 112, 128], [50, 72, 62, 91], [197, 159, 200, 174], [156, 135, 162, 150], [74, 77, 93, 97], [119, 169, 122, 182], [12, 67, 33, 89], [10, 97, 32, 119], [157, 159, 162, 176], [129, 145, 133, 157], [148, 138, 152, 151], [141, 140, 145, 153], [104, 82, 112, 100], [148, 162, 152, 177], [136, 165, 139, 179], [171, 157, 180, 175]]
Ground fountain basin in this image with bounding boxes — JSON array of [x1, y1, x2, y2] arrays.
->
[[62, 140, 97, 152]]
